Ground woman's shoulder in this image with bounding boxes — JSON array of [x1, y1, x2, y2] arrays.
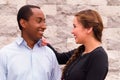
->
[[89, 46, 108, 60]]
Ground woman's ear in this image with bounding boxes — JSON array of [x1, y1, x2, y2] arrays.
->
[[19, 19, 26, 29], [87, 27, 93, 34]]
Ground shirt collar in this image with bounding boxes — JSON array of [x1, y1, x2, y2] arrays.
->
[[15, 37, 42, 47]]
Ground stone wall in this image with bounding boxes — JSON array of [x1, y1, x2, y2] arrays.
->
[[0, 0, 120, 80]]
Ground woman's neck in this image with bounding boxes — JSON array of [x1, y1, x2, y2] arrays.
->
[[83, 39, 101, 54]]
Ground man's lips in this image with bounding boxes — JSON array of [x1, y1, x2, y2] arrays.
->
[[37, 30, 44, 36]]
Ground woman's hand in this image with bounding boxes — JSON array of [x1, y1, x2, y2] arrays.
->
[[41, 37, 49, 46]]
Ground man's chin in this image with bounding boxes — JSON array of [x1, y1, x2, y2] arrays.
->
[[38, 35, 42, 39], [35, 36, 42, 41]]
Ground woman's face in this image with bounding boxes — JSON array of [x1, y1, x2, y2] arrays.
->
[[71, 17, 88, 44]]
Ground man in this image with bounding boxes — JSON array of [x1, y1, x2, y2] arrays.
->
[[0, 5, 61, 80]]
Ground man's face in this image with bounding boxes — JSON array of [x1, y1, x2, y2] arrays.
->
[[23, 8, 46, 42]]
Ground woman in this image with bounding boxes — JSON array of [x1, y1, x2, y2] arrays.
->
[[62, 9, 108, 80], [43, 9, 108, 80]]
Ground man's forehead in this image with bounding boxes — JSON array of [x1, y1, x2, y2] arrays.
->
[[31, 8, 43, 14], [32, 9, 45, 16]]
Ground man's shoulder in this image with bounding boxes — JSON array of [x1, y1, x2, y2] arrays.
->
[[0, 41, 17, 54], [41, 45, 56, 56], [42, 45, 54, 53]]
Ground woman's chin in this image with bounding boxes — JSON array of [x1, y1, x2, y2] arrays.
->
[[75, 40, 79, 44], [75, 40, 81, 44]]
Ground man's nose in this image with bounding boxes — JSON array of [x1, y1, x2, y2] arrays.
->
[[41, 22, 46, 30]]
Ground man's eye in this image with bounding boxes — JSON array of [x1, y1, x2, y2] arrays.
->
[[37, 18, 45, 23], [43, 19, 46, 23], [37, 18, 42, 23]]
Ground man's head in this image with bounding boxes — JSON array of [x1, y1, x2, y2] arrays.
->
[[17, 5, 40, 30], [17, 5, 46, 42]]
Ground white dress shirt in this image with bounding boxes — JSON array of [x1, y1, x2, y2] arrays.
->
[[0, 37, 61, 80]]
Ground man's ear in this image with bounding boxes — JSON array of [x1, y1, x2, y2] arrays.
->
[[20, 19, 27, 29]]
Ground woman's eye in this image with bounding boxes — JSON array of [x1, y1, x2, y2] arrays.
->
[[73, 24, 76, 28]]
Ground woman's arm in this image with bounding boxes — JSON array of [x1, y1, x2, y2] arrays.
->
[[47, 44, 75, 64], [41, 37, 75, 64]]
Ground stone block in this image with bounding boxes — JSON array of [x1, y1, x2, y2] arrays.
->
[[66, 38, 79, 50], [67, 0, 107, 5], [57, 5, 77, 15], [105, 50, 120, 80], [41, 5, 57, 15], [86, 0, 107, 5], [0, 0, 7, 4], [108, 16, 120, 28], [16, 0, 26, 11], [7, 0, 26, 9], [108, 0, 120, 6], [103, 28, 120, 50], [46, 15, 56, 26], [99, 6, 120, 16], [66, 0, 86, 5], [0, 15, 17, 34], [44, 25, 57, 38], [27, 0, 46, 5], [101, 16, 108, 28], [0, 4, 17, 15], [66, 16, 74, 29], [0, 36, 16, 48], [27, 0, 65, 5]]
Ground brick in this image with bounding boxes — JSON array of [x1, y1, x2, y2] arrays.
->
[[44, 25, 57, 38], [103, 28, 120, 50], [0, 4, 17, 15], [66, 0, 86, 5], [41, 5, 57, 15], [0, 36, 16, 48], [16, 0, 27, 11], [86, 0, 107, 5], [66, 38, 79, 50], [0, 15, 17, 34], [108, 16, 120, 28], [99, 6, 120, 16], [108, 0, 120, 6], [105, 50, 120, 80], [0, 0, 7, 4]]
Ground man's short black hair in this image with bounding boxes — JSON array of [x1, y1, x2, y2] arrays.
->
[[17, 5, 40, 30]]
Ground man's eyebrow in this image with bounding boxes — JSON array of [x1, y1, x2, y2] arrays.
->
[[36, 17, 42, 19], [36, 17, 45, 20]]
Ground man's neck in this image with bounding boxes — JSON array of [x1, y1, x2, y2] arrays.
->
[[22, 35, 37, 49]]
